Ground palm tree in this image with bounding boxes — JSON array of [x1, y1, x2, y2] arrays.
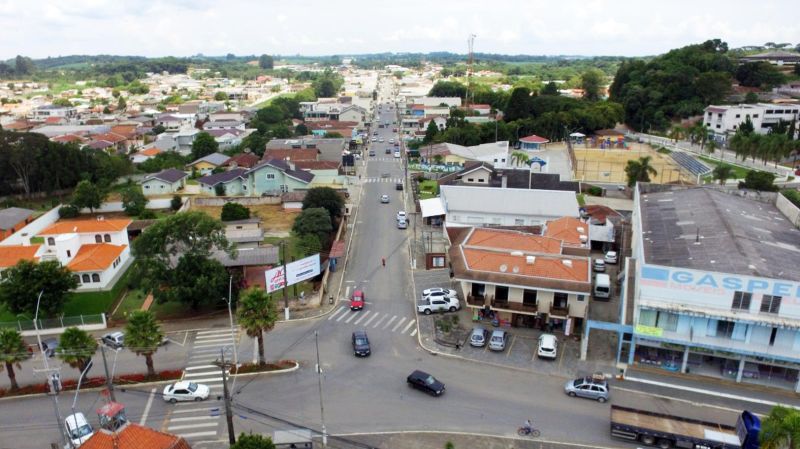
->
[[237, 288, 278, 366], [0, 328, 30, 390], [510, 150, 531, 167], [760, 406, 800, 449], [58, 327, 98, 374], [667, 125, 685, 143], [706, 138, 718, 157], [624, 156, 658, 187], [712, 165, 734, 185], [125, 310, 163, 378]]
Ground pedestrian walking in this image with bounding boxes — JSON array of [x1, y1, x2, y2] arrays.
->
[[381, 257, 386, 267]]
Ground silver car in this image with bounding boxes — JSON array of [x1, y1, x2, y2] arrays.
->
[[469, 327, 488, 347], [488, 330, 508, 351], [564, 376, 609, 402]]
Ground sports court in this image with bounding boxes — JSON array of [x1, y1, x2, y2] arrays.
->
[[572, 143, 694, 184]]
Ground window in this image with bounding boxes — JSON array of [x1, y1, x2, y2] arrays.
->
[[82, 274, 91, 283], [716, 124, 721, 129], [430, 256, 445, 268], [760, 295, 781, 314], [92, 273, 100, 282], [514, 218, 524, 225], [523, 289, 537, 306], [103, 234, 111, 243], [717, 320, 735, 339], [66, 250, 71, 258], [47, 237, 55, 245], [735, 114, 740, 118], [753, 114, 759, 118], [95, 234, 102, 243], [471, 283, 485, 298], [731, 291, 752, 311], [495, 286, 509, 301], [577, 295, 585, 302], [553, 292, 568, 308], [467, 178, 474, 182], [656, 312, 678, 332], [145, 185, 150, 189], [266, 173, 275, 179]]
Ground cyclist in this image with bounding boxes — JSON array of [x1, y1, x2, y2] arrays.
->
[[522, 419, 533, 434]]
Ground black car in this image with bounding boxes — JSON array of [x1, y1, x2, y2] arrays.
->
[[395, 182, 403, 191], [352, 330, 370, 357], [407, 370, 445, 396], [385, 148, 391, 154]]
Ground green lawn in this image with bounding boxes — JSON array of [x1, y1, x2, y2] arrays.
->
[[698, 156, 759, 182], [63, 266, 132, 316], [418, 179, 439, 200], [111, 289, 148, 320]]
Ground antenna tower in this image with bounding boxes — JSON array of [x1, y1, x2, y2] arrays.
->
[[466, 34, 476, 109]]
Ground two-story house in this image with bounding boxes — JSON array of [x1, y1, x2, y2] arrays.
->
[[628, 185, 800, 391], [450, 227, 591, 332], [140, 168, 188, 196], [198, 160, 314, 196]]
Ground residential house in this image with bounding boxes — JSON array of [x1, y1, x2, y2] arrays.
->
[[140, 168, 188, 196], [80, 421, 192, 449], [174, 129, 201, 155], [450, 227, 591, 332], [466, 104, 492, 115], [246, 159, 314, 195], [294, 160, 344, 187], [438, 163, 579, 192], [38, 218, 132, 291], [186, 152, 231, 175], [130, 147, 162, 164], [438, 185, 580, 228], [338, 105, 367, 124], [264, 138, 346, 162], [198, 168, 248, 196], [281, 191, 306, 210], [224, 218, 264, 249], [262, 148, 320, 162], [740, 50, 800, 68], [418, 116, 447, 132], [0, 207, 35, 241], [27, 105, 78, 121], [224, 152, 261, 169], [418, 141, 510, 168], [203, 120, 245, 131], [206, 128, 246, 150], [88, 132, 129, 153], [625, 185, 800, 391]]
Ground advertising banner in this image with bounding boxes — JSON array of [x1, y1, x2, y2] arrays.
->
[[265, 266, 286, 294], [286, 254, 321, 286]]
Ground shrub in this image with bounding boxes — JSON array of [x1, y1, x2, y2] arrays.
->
[[782, 189, 800, 208], [587, 186, 603, 196], [170, 195, 183, 211], [221, 202, 251, 221], [59, 205, 80, 218]]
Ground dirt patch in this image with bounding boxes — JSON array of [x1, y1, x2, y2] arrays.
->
[[574, 143, 693, 184], [191, 204, 299, 233]]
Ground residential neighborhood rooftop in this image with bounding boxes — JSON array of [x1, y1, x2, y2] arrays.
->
[[40, 219, 132, 235], [0, 207, 35, 230], [147, 168, 188, 184]]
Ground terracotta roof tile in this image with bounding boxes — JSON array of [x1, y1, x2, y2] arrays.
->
[[544, 217, 588, 246], [465, 228, 561, 255], [462, 248, 588, 282], [262, 148, 319, 161], [0, 245, 40, 268], [293, 160, 340, 170], [40, 219, 132, 235], [67, 243, 126, 272], [139, 148, 162, 156], [81, 422, 192, 449]]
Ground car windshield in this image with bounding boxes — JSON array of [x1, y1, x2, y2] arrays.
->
[[72, 424, 92, 438], [423, 375, 436, 385], [355, 337, 368, 345], [572, 379, 582, 387], [187, 383, 198, 392]]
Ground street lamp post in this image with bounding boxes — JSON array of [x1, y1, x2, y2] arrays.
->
[[34, 291, 68, 449]]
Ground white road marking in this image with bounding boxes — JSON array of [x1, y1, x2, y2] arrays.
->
[[336, 309, 349, 322], [383, 316, 397, 329], [180, 376, 223, 383], [139, 388, 156, 425], [624, 376, 799, 408], [402, 320, 415, 334], [363, 313, 379, 327], [344, 311, 360, 323], [392, 317, 407, 332], [196, 329, 235, 336], [410, 328, 417, 337], [169, 422, 219, 431], [190, 347, 227, 354], [184, 365, 217, 371], [344, 286, 351, 299], [171, 407, 214, 414], [327, 307, 346, 321], [372, 315, 387, 328], [183, 371, 225, 378], [177, 431, 218, 438], [193, 342, 233, 349], [353, 311, 371, 325], [170, 415, 221, 423]]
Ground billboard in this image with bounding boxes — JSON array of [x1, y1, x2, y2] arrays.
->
[[286, 254, 321, 286], [265, 266, 286, 294]]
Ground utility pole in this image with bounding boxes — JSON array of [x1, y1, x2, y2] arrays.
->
[[100, 346, 116, 402], [314, 331, 328, 447], [215, 349, 236, 445], [33, 291, 68, 449], [281, 241, 289, 320]]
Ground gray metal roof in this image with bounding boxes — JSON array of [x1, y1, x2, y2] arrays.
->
[[440, 185, 580, 219], [147, 168, 187, 184], [197, 168, 247, 186], [639, 187, 800, 280], [212, 246, 278, 267], [190, 152, 230, 167], [0, 207, 34, 230]]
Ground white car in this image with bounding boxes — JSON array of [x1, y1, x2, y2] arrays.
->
[[371, 137, 377, 142], [397, 211, 406, 221], [389, 138, 394, 144], [537, 334, 558, 360], [394, 151, 401, 158], [422, 288, 458, 299], [163, 381, 210, 403], [380, 194, 390, 203], [379, 138, 384, 143], [65, 412, 94, 447], [604, 251, 618, 264]]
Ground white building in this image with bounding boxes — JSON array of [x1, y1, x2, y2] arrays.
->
[[627, 186, 800, 391], [704, 103, 800, 141], [27, 105, 78, 121]]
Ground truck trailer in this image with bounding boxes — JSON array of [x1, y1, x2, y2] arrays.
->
[[610, 405, 760, 449]]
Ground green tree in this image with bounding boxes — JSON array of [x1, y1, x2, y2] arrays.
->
[[230, 433, 276, 449], [510, 151, 531, 167], [741, 170, 777, 191], [117, 96, 126, 110], [221, 202, 251, 221], [0, 260, 78, 316], [297, 233, 321, 256], [52, 98, 73, 107], [191, 132, 219, 161], [121, 186, 148, 216], [14, 55, 36, 75], [428, 80, 467, 98], [712, 165, 734, 185], [0, 328, 29, 390], [152, 124, 166, 135], [58, 327, 97, 375], [214, 91, 228, 101], [71, 180, 106, 213], [301, 187, 344, 219], [59, 205, 80, 218], [760, 406, 800, 449], [744, 92, 759, 103], [624, 156, 658, 187], [314, 78, 337, 97], [292, 207, 333, 244], [423, 120, 439, 144], [581, 69, 604, 101], [541, 81, 559, 96], [171, 195, 183, 211], [124, 310, 163, 378], [258, 54, 274, 70], [504, 87, 532, 122], [295, 123, 309, 136], [735, 62, 786, 89], [237, 288, 278, 366]]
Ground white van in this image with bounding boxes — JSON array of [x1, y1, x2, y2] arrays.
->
[[594, 274, 611, 300]]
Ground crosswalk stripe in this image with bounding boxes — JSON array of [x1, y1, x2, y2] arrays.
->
[[196, 329, 234, 336], [328, 307, 346, 321], [353, 311, 370, 325], [170, 415, 220, 423], [336, 309, 349, 322], [183, 371, 224, 378], [180, 376, 223, 383], [169, 422, 219, 431], [363, 313, 379, 327], [392, 317, 407, 332], [344, 311, 359, 323], [372, 315, 387, 328], [171, 407, 214, 414], [402, 320, 415, 334], [383, 316, 397, 329], [184, 365, 217, 371], [410, 328, 418, 337], [190, 347, 226, 354], [194, 335, 234, 342], [178, 431, 219, 438]]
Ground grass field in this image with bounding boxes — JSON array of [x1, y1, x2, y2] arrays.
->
[[192, 204, 298, 233], [698, 156, 753, 182], [418, 179, 439, 200], [574, 143, 692, 184]]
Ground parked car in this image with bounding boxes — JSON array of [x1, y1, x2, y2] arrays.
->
[[163, 381, 210, 403], [417, 295, 460, 315], [65, 412, 94, 447], [389, 138, 394, 144], [380, 195, 390, 203], [101, 331, 124, 349], [564, 374, 609, 402], [40, 338, 58, 358], [371, 137, 377, 142], [394, 151, 401, 158], [395, 182, 403, 190], [422, 288, 458, 299], [369, 150, 376, 156], [407, 370, 445, 396], [488, 330, 509, 351], [350, 290, 365, 311], [397, 211, 406, 221], [379, 138, 384, 143], [397, 219, 407, 229], [352, 330, 371, 357], [604, 251, 618, 264], [385, 148, 391, 154], [537, 333, 558, 360], [469, 327, 489, 347], [593, 258, 606, 273]]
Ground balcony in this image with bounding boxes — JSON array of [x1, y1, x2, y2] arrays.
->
[[466, 294, 487, 307], [491, 298, 538, 315], [549, 303, 570, 317]]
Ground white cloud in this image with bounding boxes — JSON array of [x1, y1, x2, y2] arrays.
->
[[1, 0, 798, 59]]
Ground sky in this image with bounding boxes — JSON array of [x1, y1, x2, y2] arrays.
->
[[1, 0, 798, 60]]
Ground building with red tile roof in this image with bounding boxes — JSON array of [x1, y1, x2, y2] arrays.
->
[[0, 245, 42, 270], [81, 422, 192, 449], [262, 148, 319, 162]]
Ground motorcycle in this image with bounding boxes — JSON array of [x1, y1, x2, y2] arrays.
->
[[517, 427, 541, 437]]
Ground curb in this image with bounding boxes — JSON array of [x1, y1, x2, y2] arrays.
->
[[332, 430, 623, 449], [0, 377, 178, 403], [230, 361, 300, 378]]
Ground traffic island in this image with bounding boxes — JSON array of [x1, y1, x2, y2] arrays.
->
[[0, 369, 183, 399], [433, 314, 467, 349], [230, 360, 299, 376]]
